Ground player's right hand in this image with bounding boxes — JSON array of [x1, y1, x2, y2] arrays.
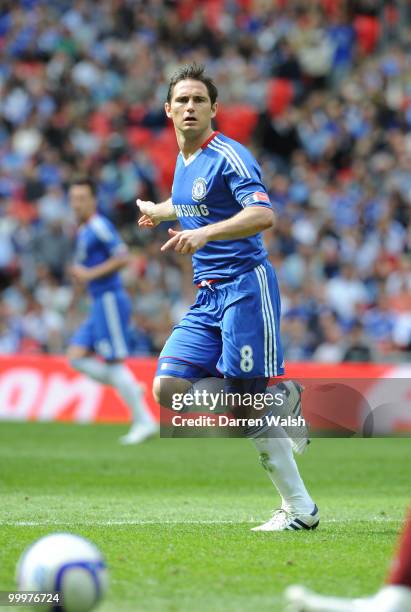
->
[[136, 199, 159, 228]]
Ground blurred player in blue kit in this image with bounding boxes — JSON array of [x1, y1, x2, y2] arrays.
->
[[137, 64, 319, 531], [67, 177, 158, 445]]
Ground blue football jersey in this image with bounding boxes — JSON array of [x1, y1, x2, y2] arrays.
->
[[171, 131, 272, 283], [74, 214, 127, 298]]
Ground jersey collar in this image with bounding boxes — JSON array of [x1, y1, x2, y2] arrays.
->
[[180, 131, 220, 167], [201, 130, 220, 149]]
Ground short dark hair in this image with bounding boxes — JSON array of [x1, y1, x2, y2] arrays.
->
[[68, 176, 96, 196], [167, 63, 218, 105]]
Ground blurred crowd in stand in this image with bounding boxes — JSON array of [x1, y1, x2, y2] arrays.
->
[[0, 0, 410, 362]]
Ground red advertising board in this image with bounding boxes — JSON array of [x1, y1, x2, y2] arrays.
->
[[0, 356, 158, 424], [0, 356, 410, 433]]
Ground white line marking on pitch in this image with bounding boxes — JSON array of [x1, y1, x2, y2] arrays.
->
[[0, 518, 402, 527]]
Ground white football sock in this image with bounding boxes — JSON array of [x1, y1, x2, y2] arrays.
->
[[71, 358, 154, 426], [251, 431, 315, 514], [181, 377, 315, 514], [107, 363, 155, 427]]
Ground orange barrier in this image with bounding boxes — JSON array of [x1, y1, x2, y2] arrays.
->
[[0, 356, 410, 433]]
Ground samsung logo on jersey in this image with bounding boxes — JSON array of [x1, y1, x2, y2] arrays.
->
[[174, 204, 210, 217]]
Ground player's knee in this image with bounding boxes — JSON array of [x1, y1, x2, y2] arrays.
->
[[67, 346, 87, 361], [67, 346, 89, 373], [152, 376, 191, 409]]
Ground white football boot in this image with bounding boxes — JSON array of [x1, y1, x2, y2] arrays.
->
[[119, 422, 159, 445], [284, 585, 411, 612], [267, 381, 310, 455], [251, 504, 320, 532]]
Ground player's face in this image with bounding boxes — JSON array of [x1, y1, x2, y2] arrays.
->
[[69, 185, 96, 223], [165, 80, 217, 137]]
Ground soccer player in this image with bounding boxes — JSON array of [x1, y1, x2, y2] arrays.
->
[[136, 63, 318, 531], [67, 177, 158, 445], [285, 510, 411, 611]]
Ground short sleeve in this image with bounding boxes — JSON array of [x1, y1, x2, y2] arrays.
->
[[90, 217, 128, 257], [222, 143, 272, 210]]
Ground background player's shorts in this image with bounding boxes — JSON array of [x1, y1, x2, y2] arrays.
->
[[157, 260, 284, 380], [70, 290, 131, 361]]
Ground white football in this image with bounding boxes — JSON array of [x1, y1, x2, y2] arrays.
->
[[16, 533, 108, 611]]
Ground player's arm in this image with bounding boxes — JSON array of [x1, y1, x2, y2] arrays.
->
[[136, 197, 177, 228], [203, 206, 273, 240], [161, 206, 274, 254], [67, 274, 86, 301], [71, 218, 131, 284], [70, 251, 130, 283]]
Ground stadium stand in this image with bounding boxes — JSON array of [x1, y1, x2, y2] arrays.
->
[[0, 0, 410, 362]]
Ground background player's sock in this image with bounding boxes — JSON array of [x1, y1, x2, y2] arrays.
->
[[251, 433, 315, 514], [387, 512, 411, 588], [107, 363, 155, 427], [70, 357, 111, 384], [71, 358, 154, 426]]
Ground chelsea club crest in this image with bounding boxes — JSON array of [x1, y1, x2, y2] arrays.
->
[[192, 177, 207, 201]]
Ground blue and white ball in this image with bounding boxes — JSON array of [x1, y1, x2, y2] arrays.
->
[[17, 533, 108, 611]]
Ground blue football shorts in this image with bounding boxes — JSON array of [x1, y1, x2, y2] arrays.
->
[[156, 260, 284, 380], [70, 289, 131, 361]]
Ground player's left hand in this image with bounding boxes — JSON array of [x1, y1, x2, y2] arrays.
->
[[69, 265, 93, 283], [160, 228, 208, 254]]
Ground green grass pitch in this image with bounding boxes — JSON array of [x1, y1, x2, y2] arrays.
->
[[0, 422, 408, 611]]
